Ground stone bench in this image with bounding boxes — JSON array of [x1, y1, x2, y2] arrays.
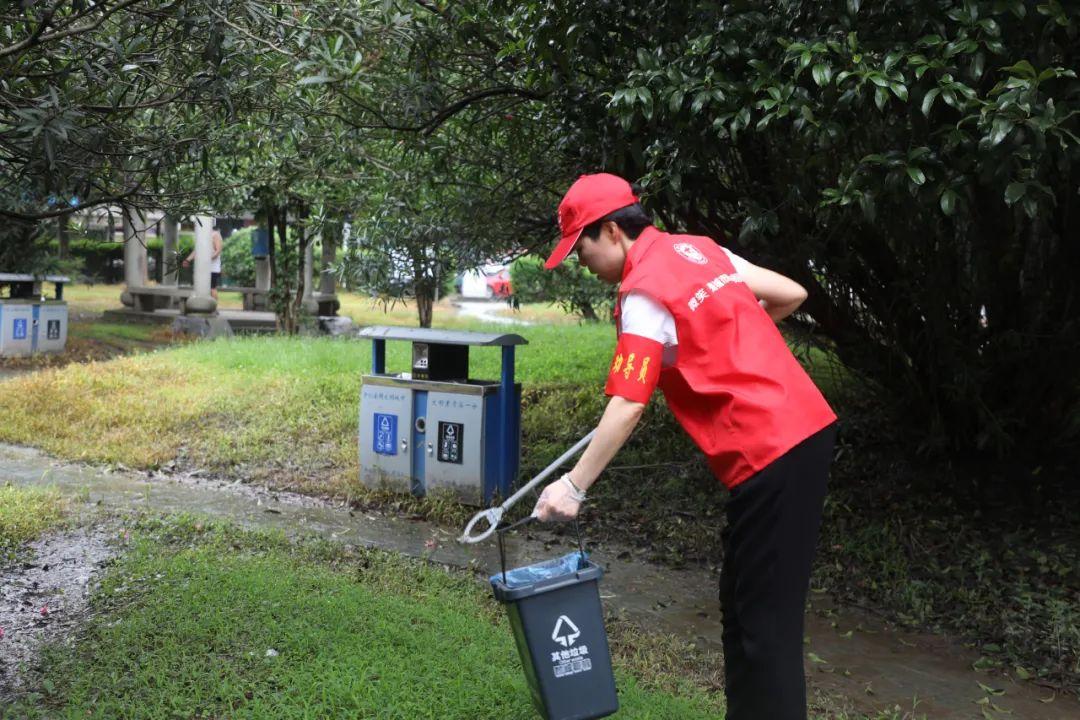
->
[[219, 285, 269, 311], [128, 285, 193, 312]]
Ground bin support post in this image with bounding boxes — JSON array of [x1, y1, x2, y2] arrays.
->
[[500, 345, 518, 500], [372, 339, 386, 374]]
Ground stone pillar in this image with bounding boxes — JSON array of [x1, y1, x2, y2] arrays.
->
[[255, 257, 271, 293], [301, 237, 318, 314], [120, 207, 147, 307], [161, 215, 180, 287], [318, 228, 339, 316], [185, 215, 217, 315]]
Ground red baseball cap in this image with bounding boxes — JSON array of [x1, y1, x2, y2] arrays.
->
[[545, 173, 639, 269]]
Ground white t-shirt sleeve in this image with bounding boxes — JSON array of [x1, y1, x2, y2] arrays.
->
[[722, 247, 752, 275], [620, 291, 677, 346], [619, 246, 749, 358]]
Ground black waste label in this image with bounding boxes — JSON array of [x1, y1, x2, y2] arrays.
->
[[438, 421, 464, 464]]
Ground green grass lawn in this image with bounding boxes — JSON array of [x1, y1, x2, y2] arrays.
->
[[337, 293, 480, 327], [6, 321, 1072, 699], [67, 320, 163, 344], [0, 485, 66, 563], [493, 301, 586, 326], [11, 516, 726, 719], [55, 283, 125, 314], [63, 283, 245, 312], [0, 327, 618, 480], [0, 318, 841, 480]]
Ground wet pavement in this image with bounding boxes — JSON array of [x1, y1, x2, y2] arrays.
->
[[1, 443, 1074, 718], [0, 526, 116, 698]]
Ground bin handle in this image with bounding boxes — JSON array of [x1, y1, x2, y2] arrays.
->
[[496, 515, 536, 585], [496, 516, 586, 586], [458, 428, 597, 544]]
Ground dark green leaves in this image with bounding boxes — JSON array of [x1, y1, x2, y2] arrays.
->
[[874, 85, 889, 111], [1003, 182, 1026, 204], [939, 188, 958, 215], [812, 63, 832, 86], [988, 117, 1012, 146], [922, 87, 940, 115]]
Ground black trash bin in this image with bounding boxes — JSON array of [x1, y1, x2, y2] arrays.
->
[[490, 522, 619, 720]]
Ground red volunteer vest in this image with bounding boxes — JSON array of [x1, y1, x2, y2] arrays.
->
[[617, 227, 836, 489]]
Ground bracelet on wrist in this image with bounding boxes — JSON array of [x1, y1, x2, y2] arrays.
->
[[561, 473, 587, 503], [564, 472, 586, 493]]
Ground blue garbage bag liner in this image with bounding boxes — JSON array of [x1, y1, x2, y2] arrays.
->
[[490, 551, 589, 589]]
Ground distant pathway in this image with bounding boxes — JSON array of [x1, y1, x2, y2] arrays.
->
[[453, 299, 530, 325]]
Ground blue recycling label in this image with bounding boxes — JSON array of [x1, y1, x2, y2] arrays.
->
[[12, 318, 27, 340], [373, 413, 398, 455]]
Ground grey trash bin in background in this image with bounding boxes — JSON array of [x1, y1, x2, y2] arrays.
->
[[0, 273, 69, 358], [490, 520, 619, 720], [357, 325, 526, 506]]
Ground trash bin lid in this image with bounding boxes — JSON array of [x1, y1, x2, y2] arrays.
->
[[359, 325, 527, 347], [491, 557, 604, 604]]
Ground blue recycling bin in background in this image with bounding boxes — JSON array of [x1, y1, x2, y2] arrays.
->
[[0, 274, 69, 358], [357, 325, 526, 505], [251, 227, 270, 258]]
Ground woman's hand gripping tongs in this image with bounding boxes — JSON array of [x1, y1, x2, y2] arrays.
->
[[458, 429, 597, 544]]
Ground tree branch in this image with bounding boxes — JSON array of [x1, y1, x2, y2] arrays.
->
[[0, 0, 148, 59]]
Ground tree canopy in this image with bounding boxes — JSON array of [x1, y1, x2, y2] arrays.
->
[[2, 0, 1078, 463]]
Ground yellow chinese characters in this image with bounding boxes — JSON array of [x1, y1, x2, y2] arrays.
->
[[611, 353, 624, 374], [622, 353, 636, 380], [637, 356, 651, 383]]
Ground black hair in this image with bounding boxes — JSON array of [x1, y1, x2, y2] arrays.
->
[[580, 183, 652, 241]]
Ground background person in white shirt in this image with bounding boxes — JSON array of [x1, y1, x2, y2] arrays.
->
[[182, 224, 224, 299]]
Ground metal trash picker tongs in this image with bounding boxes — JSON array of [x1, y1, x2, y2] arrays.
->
[[458, 429, 597, 544]]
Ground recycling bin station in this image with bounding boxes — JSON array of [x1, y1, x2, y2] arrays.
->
[[358, 325, 526, 505], [0, 274, 70, 358]]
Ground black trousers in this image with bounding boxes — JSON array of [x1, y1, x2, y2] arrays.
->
[[719, 423, 837, 720]]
